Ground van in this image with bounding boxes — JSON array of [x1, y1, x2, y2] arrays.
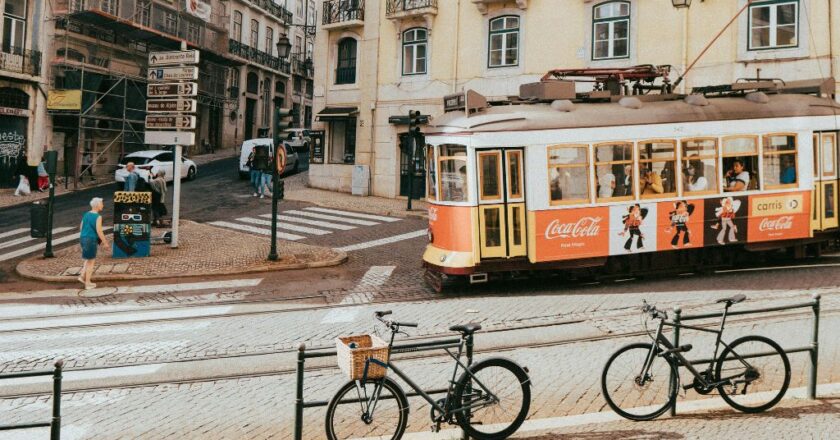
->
[[237, 138, 300, 178]]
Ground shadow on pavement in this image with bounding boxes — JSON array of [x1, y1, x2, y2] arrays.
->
[[522, 430, 684, 440], [674, 397, 840, 421]]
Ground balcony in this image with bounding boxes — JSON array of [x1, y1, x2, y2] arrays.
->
[[471, 0, 527, 14], [248, 0, 293, 25], [229, 39, 291, 74], [386, 0, 437, 28], [0, 48, 42, 77], [322, 0, 364, 31], [292, 54, 314, 79]]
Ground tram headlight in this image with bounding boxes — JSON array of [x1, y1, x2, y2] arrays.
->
[[427, 228, 434, 243]]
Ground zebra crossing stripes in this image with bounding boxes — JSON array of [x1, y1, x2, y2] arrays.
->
[[282, 210, 380, 226], [0, 226, 113, 262], [0, 228, 29, 240], [258, 214, 356, 231], [303, 207, 401, 223], [236, 217, 331, 235], [207, 221, 305, 241], [0, 227, 74, 250]]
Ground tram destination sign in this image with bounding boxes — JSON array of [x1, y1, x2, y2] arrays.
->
[[145, 131, 195, 146], [147, 82, 198, 97], [148, 66, 199, 81], [146, 99, 197, 113], [149, 50, 200, 67], [145, 115, 196, 130]]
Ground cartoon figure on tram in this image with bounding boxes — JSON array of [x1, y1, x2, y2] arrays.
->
[[712, 197, 741, 245], [667, 201, 695, 248], [619, 204, 648, 252]]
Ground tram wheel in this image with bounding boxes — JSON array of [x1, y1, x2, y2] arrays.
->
[[424, 269, 444, 293]]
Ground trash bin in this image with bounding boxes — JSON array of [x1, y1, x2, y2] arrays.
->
[[30, 201, 48, 238]]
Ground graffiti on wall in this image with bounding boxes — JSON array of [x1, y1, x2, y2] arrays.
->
[[0, 131, 25, 159]]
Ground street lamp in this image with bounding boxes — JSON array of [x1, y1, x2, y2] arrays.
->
[[276, 36, 292, 59], [671, 0, 691, 7]]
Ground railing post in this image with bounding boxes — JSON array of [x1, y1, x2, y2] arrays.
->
[[808, 294, 820, 400], [461, 334, 474, 440], [294, 343, 306, 440], [50, 358, 64, 440], [669, 307, 681, 417]]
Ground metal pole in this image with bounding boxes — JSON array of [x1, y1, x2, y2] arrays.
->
[[170, 41, 189, 248], [669, 307, 681, 417], [269, 144, 279, 261], [462, 333, 474, 440], [50, 358, 64, 440], [44, 166, 56, 258], [294, 343, 306, 440], [808, 294, 820, 400], [406, 135, 415, 211]]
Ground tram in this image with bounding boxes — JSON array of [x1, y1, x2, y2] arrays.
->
[[421, 67, 840, 291]]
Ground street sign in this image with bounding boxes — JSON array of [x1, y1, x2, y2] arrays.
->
[[146, 99, 197, 113], [145, 131, 196, 146], [145, 115, 197, 129], [147, 66, 199, 81], [276, 146, 287, 173], [147, 82, 198, 97], [149, 50, 200, 67]]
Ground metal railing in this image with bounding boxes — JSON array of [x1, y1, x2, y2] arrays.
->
[[249, 0, 294, 24], [669, 294, 821, 416], [229, 39, 290, 74], [294, 337, 471, 440], [0, 48, 42, 76], [292, 54, 314, 78], [0, 359, 64, 439], [335, 66, 355, 84], [386, 0, 437, 15], [322, 0, 365, 25]]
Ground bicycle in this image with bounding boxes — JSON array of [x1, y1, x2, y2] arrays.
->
[[324, 310, 532, 440], [601, 294, 791, 421]]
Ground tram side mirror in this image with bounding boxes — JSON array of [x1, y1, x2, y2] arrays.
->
[[45, 151, 58, 175]]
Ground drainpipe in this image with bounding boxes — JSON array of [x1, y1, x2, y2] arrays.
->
[[453, 0, 461, 93]]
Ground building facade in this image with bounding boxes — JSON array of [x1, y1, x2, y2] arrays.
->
[[310, 0, 840, 199]]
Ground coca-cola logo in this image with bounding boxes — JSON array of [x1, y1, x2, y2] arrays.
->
[[759, 216, 794, 232], [545, 217, 603, 239]]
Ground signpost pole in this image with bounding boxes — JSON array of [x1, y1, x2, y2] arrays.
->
[[170, 42, 188, 248]]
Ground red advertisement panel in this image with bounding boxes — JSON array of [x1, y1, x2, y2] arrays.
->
[[747, 191, 811, 243], [534, 207, 610, 261], [656, 200, 705, 251], [428, 205, 473, 252]]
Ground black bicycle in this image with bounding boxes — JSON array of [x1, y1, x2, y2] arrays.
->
[[325, 311, 532, 440], [601, 294, 791, 421]]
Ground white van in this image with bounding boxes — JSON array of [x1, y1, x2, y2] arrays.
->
[[238, 138, 300, 178]]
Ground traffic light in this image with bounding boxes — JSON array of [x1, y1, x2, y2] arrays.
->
[[408, 110, 422, 137], [274, 107, 300, 146]]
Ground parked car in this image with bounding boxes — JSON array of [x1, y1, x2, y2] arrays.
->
[[238, 138, 299, 179], [115, 150, 197, 187], [282, 128, 311, 153]]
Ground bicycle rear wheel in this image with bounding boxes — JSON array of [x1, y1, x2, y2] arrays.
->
[[716, 335, 791, 413], [325, 377, 409, 440], [453, 357, 531, 440], [601, 342, 678, 421]]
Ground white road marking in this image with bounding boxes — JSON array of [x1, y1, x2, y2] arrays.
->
[[284, 210, 379, 226], [237, 217, 331, 235], [0, 227, 28, 239], [304, 207, 401, 222], [0, 306, 235, 332], [336, 230, 428, 252], [355, 265, 396, 289], [0, 227, 112, 262], [321, 266, 396, 323], [208, 221, 304, 241], [259, 214, 356, 230], [0, 226, 73, 250], [715, 262, 840, 274], [320, 307, 361, 324]]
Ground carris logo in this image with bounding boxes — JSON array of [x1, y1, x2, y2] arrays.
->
[[759, 216, 794, 232], [545, 217, 602, 239]]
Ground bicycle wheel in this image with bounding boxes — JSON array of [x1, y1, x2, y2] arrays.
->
[[453, 357, 531, 440], [324, 377, 409, 440], [716, 335, 791, 413], [601, 342, 678, 421]]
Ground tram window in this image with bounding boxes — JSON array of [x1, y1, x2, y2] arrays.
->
[[479, 151, 502, 200], [638, 140, 676, 198], [426, 145, 437, 201], [681, 138, 718, 194], [438, 144, 469, 202], [763, 134, 798, 188], [822, 133, 837, 178], [722, 137, 760, 192], [813, 134, 820, 178], [547, 145, 590, 204], [595, 142, 633, 200]]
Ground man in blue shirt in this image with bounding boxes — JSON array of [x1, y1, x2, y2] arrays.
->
[[124, 162, 139, 191], [780, 156, 796, 184]]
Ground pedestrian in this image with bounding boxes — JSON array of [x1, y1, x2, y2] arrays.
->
[[78, 197, 109, 290], [124, 162, 139, 191], [149, 170, 167, 226], [247, 149, 262, 197], [37, 157, 49, 192], [260, 155, 273, 199]]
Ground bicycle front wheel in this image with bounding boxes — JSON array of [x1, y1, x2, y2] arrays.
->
[[453, 357, 531, 440], [716, 335, 791, 413], [324, 377, 409, 440], [601, 342, 678, 421]]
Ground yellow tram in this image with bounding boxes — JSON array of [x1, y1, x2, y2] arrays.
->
[[421, 71, 840, 291]]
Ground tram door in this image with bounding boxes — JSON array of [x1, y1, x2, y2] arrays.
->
[[477, 149, 527, 259], [813, 133, 839, 231]]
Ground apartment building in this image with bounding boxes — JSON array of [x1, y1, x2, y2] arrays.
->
[[309, 0, 840, 199]]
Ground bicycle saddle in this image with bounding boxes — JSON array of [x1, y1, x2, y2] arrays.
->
[[449, 323, 482, 335], [716, 294, 746, 305]]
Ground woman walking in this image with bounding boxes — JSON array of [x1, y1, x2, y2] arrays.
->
[[149, 170, 167, 226], [78, 197, 109, 290]]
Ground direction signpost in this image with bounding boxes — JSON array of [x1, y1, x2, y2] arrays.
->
[[147, 66, 199, 81], [146, 99, 198, 113], [147, 83, 198, 97], [145, 115, 197, 130]]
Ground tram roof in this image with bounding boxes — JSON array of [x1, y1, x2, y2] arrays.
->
[[427, 93, 840, 135]]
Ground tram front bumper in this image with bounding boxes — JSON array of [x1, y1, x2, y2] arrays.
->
[[423, 245, 475, 275]]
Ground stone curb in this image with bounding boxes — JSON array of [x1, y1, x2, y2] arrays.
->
[[284, 194, 430, 220]]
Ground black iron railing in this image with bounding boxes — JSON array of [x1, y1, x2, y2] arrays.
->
[[335, 66, 356, 84], [386, 0, 437, 15], [0, 359, 64, 439], [322, 0, 365, 25], [292, 54, 314, 78], [229, 39, 290, 74], [0, 48, 42, 76]]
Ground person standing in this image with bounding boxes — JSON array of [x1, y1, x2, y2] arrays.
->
[[247, 149, 262, 197], [149, 170, 167, 226], [124, 162, 139, 191], [78, 197, 109, 290], [36, 157, 49, 192]]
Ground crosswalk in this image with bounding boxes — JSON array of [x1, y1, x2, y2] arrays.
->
[[208, 206, 401, 242], [0, 226, 112, 262]]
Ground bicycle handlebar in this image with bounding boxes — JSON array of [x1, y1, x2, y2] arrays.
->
[[641, 301, 667, 320], [374, 311, 418, 329]]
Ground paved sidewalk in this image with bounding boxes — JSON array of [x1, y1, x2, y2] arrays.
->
[[15, 220, 345, 282]]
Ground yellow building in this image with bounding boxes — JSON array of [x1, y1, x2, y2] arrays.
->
[[310, 0, 840, 199]]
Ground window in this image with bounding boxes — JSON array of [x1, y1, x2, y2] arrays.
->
[[328, 119, 357, 164], [295, 35, 303, 55], [263, 79, 272, 129], [233, 11, 243, 42], [681, 138, 718, 194], [427, 145, 437, 201], [2, 0, 27, 54], [749, 1, 798, 50], [488, 16, 519, 68], [163, 10, 178, 35], [266, 27, 274, 55], [592, 1, 630, 60], [136, 0, 150, 27], [479, 151, 503, 201], [638, 140, 676, 198], [102, 0, 119, 16], [186, 21, 201, 44], [438, 144, 469, 202], [547, 145, 590, 204], [763, 134, 797, 187], [250, 20, 259, 48], [722, 136, 760, 192], [336, 38, 357, 84], [230, 72, 240, 98], [595, 142, 633, 200], [821, 133, 837, 178], [402, 28, 427, 75]]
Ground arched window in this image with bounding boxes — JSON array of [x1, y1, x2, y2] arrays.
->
[[336, 38, 357, 85], [246, 72, 259, 94], [250, 20, 259, 48], [233, 11, 243, 41], [263, 79, 272, 128], [402, 28, 427, 76], [592, 1, 630, 60], [488, 16, 519, 68], [0, 87, 30, 109]]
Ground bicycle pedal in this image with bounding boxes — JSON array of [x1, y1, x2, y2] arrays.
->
[[430, 423, 441, 433]]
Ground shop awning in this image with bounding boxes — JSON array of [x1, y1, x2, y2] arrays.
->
[[316, 107, 359, 120]]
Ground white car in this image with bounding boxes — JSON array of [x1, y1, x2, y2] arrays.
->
[[115, 150, 197, 186], [237, 138, 299, 179]]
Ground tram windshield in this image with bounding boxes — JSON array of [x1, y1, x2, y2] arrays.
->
[[438, 144, 469, 202]]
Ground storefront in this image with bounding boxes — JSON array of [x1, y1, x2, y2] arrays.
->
[[0, 87, 31, 187]]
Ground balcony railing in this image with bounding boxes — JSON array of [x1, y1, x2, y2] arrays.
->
[[292, 54, 314, 78], [229, 39, 291, 74], [0, 48, 42, 77], [386, 0, 437, 15], [323, 0, 365, 26], [249, 0, 293, 24], [335, 66, 356, 85]]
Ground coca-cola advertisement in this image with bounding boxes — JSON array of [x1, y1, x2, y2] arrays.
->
[[609, 203, 658, 255], [534, 207, 609, 261], [746, 192, 809, 242], [703, 196, 748, 247]]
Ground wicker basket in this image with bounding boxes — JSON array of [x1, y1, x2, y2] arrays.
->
[[336, 334, 390, 380]]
